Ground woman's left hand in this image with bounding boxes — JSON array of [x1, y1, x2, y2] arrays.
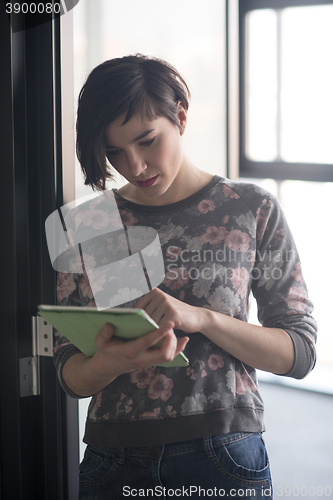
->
[[134, 288, 204, 334]]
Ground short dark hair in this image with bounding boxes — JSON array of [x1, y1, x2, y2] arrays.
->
[[76, 54, 191, 191]]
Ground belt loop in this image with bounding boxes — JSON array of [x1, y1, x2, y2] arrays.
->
[[203, 436, 215, 459], [118, 447, 126, 465]]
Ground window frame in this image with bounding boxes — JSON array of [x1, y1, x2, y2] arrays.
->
[[238, 0, 333, 182]]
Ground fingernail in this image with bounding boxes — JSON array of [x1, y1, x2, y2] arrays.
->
[[102, 323, 112, 335]]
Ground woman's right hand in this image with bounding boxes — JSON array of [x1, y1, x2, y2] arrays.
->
[[62, 321, 189, 398]]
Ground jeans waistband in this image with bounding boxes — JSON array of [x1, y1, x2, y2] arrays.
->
[[120, 432, 253, 459]]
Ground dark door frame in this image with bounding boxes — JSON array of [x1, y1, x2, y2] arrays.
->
[[0, 4, 79, 499]]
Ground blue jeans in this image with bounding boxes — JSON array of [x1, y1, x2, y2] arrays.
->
[[79, 432, 272, 499]]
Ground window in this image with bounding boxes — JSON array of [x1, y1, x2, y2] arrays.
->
[[239, 0, 333, 392], [240, 0, 333, 182]]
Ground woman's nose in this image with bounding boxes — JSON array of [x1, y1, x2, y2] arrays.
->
[[127, 150, 147, 177]]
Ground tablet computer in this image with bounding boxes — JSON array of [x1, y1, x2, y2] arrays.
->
[[38, 305, 189, 368]]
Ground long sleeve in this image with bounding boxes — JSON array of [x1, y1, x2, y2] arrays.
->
[[245, 187, 317, 379], [53, 271, 94, 398]]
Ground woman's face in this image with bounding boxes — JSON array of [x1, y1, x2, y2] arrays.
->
[[105, 104, 189, 204]]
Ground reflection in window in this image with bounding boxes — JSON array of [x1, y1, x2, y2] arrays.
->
[[246, 5, 333, 165]]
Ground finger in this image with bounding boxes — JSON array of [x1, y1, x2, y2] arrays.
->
[[144, 298, 169, 326], [146, 306, 168, 326], [156, 335, 189, 365], [141, 331, 188, 367], [160, 332, 190, 360], [175, 336, 190, 355], [118, 321, 175, 362], [94, 322, 115, 350], [133, 321, 175, 351], [135, 289, 165, 319], [134, 288, 155, 309], [140, 330, 178, 366]]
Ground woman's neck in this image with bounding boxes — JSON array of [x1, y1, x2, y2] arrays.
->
[[116, 161, 214, 206]]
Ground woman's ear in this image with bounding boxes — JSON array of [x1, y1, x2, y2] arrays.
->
[[176, 101, 188, 135]]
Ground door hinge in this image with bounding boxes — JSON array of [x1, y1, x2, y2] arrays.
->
[[19, 316, 53, 397]]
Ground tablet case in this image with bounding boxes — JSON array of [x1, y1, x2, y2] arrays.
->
[[38, 305, 189, 368]]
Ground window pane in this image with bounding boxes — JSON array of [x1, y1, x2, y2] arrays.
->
[[281, 6, 333, 164], [246, 9, 277, 161], [280, 180, 333, 359]]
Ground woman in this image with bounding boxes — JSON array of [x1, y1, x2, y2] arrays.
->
[[54, 54, 317, 499]]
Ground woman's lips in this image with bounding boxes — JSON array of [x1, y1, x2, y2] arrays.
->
[[136, 175, 158, 188]]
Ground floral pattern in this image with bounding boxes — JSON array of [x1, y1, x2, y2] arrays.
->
[[291, 262, 305, 285], [148, 374, 174, 401], [130, 367, 155, 389], [198, 199, 216, 214], [231, 267, 250, 299], [208, 354, 224, 370], [199, 226, 227, 245], [57, 273, 76, 302], [53, 177, 317, 434]]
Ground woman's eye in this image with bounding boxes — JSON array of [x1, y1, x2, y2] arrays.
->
[[140, 137, 155, 147], [106, 149, 122, 157]]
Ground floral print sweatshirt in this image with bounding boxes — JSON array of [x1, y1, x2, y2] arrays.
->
[[53, 176, 317, 448]]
